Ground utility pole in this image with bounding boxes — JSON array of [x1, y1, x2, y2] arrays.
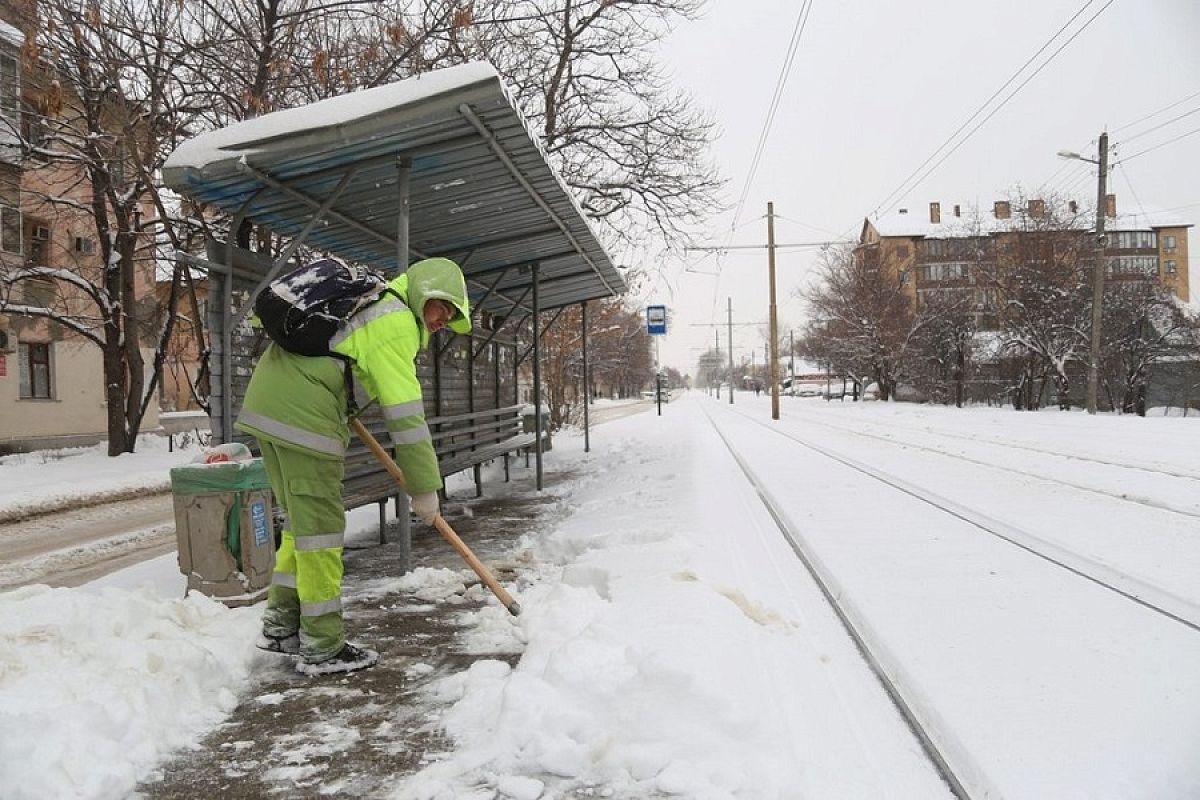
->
[[767, 202, 780, 419], [789, 329, 795, 378], [714, 329, 720, 397], [727, 297, 734, 404], [1087, 132, 1109, 415], [1058, 131, 1109, 414]]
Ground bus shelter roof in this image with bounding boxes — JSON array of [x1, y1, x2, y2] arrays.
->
[[162, 62, 625, 317]]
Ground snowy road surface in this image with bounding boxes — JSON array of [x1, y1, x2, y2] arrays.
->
[[0, 493, 175, 590]]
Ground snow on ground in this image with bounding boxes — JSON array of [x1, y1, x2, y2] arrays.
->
[[0, 436, 194, 522], [1, 394, 1199, 799]]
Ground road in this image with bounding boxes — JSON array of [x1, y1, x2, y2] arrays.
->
[[0, 492, 176, 590]]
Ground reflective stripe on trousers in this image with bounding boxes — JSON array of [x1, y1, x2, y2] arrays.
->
[[255, 439, 348, 662]]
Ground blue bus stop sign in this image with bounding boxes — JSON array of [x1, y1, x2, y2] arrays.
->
[[647, 305, 667, 335]]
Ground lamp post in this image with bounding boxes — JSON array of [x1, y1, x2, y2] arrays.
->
[[1057, 130, 1109, 415]]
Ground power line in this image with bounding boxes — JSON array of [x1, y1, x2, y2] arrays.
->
[[1112, 87, 1200, 134], [877, 0, 1115, 218], [1114, 124, 1200, 164], [773, 212, 845, 238], [1116, 161, 1146, 216], [869, 0, 1112, 219], [730, 0, 815, 229], [1117, 105, 1200, 144]]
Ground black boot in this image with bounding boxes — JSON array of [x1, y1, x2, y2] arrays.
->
[[296, 642, 379, 676], [256, 632, 300, 655]]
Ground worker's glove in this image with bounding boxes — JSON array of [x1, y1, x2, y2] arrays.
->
[[411, 492, 440, 524]]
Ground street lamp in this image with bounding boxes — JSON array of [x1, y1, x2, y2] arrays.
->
[[1057, 130, 1109, 415]]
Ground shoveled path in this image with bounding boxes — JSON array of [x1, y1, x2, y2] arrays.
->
[[138, 469, 573, 800]]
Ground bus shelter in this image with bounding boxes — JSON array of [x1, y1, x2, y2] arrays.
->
[[163, 62, 625, 504]]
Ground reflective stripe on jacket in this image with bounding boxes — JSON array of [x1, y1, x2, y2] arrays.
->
[[235, 344, 350, 461]]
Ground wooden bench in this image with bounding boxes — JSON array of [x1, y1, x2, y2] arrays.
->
[[429, 405, 538, 496], [341, 404, 544, 537]]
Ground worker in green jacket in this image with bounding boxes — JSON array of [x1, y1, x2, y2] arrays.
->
[[236, 257, 471, 675]]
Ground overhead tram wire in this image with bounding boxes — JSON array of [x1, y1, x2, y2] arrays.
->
[[876, 0, 1115, 217], [870, 0, 1099, 217], [1113, 124, 1200, 165], [1112, 88, 1200, 135], [1043, 93, 1200, 197], [1115, 105, 1200, 144], [728, 0, 815, 231], [869, 0, 1112, 219]]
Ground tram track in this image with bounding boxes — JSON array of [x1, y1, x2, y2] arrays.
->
[[700, 402, 976, 800], [800, 406, 1200, 483], [790, 411, 1200, 521], [700, 400, 1200, 799], [717, 404, 1200, 633]]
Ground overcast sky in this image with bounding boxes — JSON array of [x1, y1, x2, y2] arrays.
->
[[643, 0, 1200, 375]]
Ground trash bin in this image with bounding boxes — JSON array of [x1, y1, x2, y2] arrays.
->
[[522, 405, 551, 451], [170, 457, 275, 607]]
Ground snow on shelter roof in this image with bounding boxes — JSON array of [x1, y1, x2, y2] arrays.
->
[[162, 62, 625, 316]]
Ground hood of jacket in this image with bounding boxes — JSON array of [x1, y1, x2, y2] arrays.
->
[[389, 257, 472, 348]]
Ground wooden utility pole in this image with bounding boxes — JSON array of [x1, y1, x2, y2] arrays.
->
[[1086, 132, 1109, 415], [767, 202, 780, 420], [727, 297, 734, 404]]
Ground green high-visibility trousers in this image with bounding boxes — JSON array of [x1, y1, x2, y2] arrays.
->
[[256, 439, 347, 662]]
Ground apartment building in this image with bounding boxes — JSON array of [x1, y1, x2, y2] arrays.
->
[[857, 195, 1192, 324], [0, 6, 160, 452]]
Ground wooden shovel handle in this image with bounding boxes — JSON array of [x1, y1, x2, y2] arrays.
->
[[350, 417, 521, 616]]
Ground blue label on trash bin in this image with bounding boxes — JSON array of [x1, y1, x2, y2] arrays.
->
[[250, 501, 269, 546]]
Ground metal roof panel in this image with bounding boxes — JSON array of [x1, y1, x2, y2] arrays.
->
[[163, 62, 625, 315]]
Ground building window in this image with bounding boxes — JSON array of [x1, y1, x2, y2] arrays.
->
[[1164, 235, 1177, 252], [1166, 260, 1178, 275], [1106, 255, 1158, 277], [1108, 231, 1157, 250], [18, 341, 52, 399], [23, 278, 55, 307], [974, 288, 998, 310], [895, 244, 910, 259], [28, 224, 50, 264], [0, 206, 20, 253], [919, 262, 971, 282], [73, 235, 95, 255], [923, 239, 950, 258], [0, 53, 17, 124]]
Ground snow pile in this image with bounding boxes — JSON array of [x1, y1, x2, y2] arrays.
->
[[393, 417, 812, 799], [0, 585, 260, 800]]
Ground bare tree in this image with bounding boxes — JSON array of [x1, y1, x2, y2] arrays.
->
[[796, 244, 930, 401], [1099, 282, 1197, 415], [457, 0, 725, 259], [530, 297, 652, 428], [0, 0, 205, 454], [978, 200, 1089, 411], [910, 289, 978, 406]]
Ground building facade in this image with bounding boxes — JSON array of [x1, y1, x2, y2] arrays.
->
[[858, 195, 1191, 319], [0, 6, 161, 452], [853, 195, 1194, 410]]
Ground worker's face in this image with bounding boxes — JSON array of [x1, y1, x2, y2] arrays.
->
[[423, 299, 457, 333]]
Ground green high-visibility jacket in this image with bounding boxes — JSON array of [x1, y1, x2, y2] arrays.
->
[[236, 257, 471, 495]]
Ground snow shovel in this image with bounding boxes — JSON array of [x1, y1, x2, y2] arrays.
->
[[350, 417, 522, 616]]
